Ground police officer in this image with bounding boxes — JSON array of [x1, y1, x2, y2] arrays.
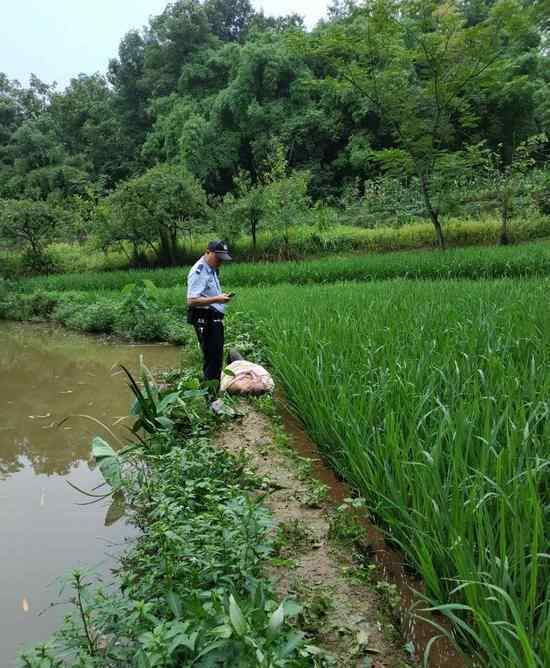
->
[[186, 240, 233, 387]]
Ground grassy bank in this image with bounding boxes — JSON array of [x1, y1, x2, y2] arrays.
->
[[0, 281, 191, 343], [231, 278, 550, 667], [2, 213, 549, 279], [8, 241, 550, 296], [19, 368, 330, 668]]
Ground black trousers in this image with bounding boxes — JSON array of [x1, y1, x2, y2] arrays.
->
[[194, 315, 224, 384]]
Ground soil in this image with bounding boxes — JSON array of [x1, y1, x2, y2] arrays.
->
[[217, 406, 414, 668]]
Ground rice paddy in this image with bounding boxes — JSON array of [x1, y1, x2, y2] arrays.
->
[[233, 277, 550, 667], [10, 241, 550, 294]]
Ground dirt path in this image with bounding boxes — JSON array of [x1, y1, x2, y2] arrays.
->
[[217, 405, 414, 668]]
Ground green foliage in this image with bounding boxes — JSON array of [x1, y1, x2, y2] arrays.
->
[[235, 277, 550, 666], [114, 280, 189, 343], [214, 169, 265, 250], [3, 0, 550, 273], [100, 165, 208, 266], [10, 240, 550, 298], [308, 0, 536, 247], [464, 134, 549, 242], [537, 175, 550, 215], [21, 397, 322, 666], [0, 199, 58, 271], [123, 361, 208, 440], [262, 145, 311, 258]]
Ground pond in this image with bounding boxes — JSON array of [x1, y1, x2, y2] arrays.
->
[[0, 322, 180, 666]]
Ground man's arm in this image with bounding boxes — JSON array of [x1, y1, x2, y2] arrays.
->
[[187, 294, 231, 306], [187, 267, 232, 306]]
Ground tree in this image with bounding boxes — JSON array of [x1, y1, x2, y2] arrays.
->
[[308, 0, 527, 247], [108, 30, 150, 168], [262, 143, 311, 258], [143, 0, 213, 97], [204, 0, 256, 42], [0, 199, 58, 270], [103, 165, 207, 266], [213, 169, 265, 251], [0, 73, 54, 148], [49, 74, 132, 186], [466, 133, 548, 244]]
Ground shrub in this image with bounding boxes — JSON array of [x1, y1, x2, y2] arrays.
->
[[74, 300, 119, 333], [27, 291, 59, 319], [0, 200, 59, 272], [114, 306, 168, 341], [536, 177, 550, 215], [164, 315, 190, 346]]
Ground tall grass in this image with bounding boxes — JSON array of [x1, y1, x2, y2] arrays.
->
[[2, 213, 549, 280], [10, 241, 550, 294], [234, 278, 550, 666]]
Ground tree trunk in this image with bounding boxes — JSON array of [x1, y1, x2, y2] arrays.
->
[[499, 190, 512, 245], [251, 212, 258, 255], [159, 227, 176, 266], [170, 228, 179, 264], [420, 173, 446, 250]]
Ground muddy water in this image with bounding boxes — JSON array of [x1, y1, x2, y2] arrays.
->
[[278, 402, 467, 668], [0, 322, 179, 666]]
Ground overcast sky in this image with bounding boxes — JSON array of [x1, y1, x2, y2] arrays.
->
[[1, 0, 327, 90]]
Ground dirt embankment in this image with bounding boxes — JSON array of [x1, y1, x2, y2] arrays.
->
[[217, 406, 415, 668]]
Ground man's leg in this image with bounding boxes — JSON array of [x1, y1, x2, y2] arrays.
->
[[202, 319, 225, 385], [193, 319, 208, 379]]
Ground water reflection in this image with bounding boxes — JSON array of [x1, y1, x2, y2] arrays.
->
[[0, 322, 179, 666], [0, 322, 178, 478]]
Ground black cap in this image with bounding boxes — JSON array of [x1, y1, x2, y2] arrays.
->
[[207, 240, 232, 261]]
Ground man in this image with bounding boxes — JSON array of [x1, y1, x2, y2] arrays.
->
[[187, 240, 233, 387]]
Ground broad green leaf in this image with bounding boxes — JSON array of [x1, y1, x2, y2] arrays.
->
[[121, 282, 136, 295], [268, 602, 285, 634], [229, 595, 247, 636], [156, 416, 175, 429], [280, 631, 305, 658], [134, 649, 151, 668], [157, 392, 180, 411], [104, 491, 125, 526], [98, 455, 122, 490], [282, 600, 302, 617], [92, 436, 117, 462], [212, 624, 232, 639], [167, 591, 182, 619], [181, 389, 208, 399]]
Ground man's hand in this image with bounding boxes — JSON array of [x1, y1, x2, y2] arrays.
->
[[187, 294, 233, 307]]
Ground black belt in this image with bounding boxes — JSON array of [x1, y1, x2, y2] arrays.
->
[[188, 307, 224, 323]]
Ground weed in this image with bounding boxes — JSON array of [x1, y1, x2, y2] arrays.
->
[[301, 480, 330, 508], [273, 519, 318, 557]]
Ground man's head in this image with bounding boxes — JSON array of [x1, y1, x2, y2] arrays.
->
[[205, 240, 232, 267]]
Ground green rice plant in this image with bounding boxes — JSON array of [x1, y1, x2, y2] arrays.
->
[[231, 277, 550, 666], [10, 239, 550, 295]]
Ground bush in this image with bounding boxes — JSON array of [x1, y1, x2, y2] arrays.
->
[[164, 315, 190, 345], [51, 293, 96, 329], [536, 178, 550, 215], [114, 305, 167, 341], [0, 199, 59, 272], [27, 291, 59, 319], [74, 300, 119, 333]]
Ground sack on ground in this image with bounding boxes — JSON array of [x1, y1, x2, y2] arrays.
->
[[220, 360, 274, 395]]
